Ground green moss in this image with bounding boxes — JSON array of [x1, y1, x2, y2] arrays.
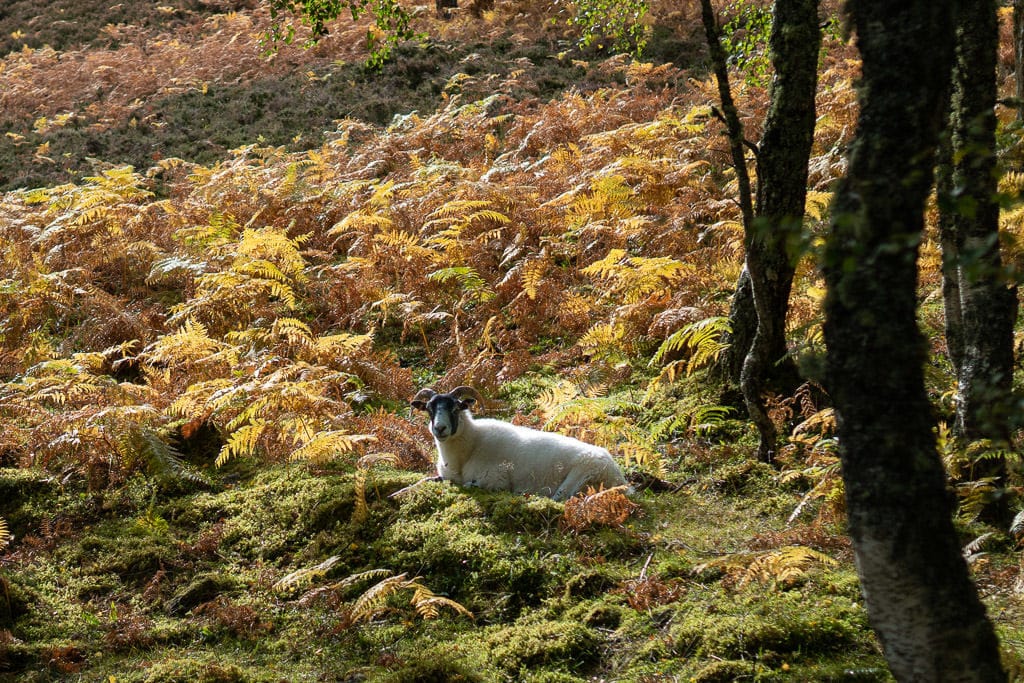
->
[[487, 619, 602, 673], [670, 591, 868, 661], [369, 650, 486, 683], [143, 658, 249, 683]]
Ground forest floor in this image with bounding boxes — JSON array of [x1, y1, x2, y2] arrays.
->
[[2, 1, 1024, 681]]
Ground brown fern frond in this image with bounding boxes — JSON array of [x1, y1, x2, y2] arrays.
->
[[562, 485, 638, 532]]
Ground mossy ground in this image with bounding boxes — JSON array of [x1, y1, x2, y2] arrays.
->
[[2, 444, 901, 682]]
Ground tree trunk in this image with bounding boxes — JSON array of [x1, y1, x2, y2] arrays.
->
[[822, 0, 1006, 679], [1015, 0, 1024, 121], [740, 0, 819, 462], [702, 0, 816, 461], [722, 266, 755, 397], [937, 133, 967, 376], [947, 0, 1018, 444]]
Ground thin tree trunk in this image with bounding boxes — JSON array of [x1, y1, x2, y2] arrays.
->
[[699, 0, 755, 233], [823, 0, 1005, 678], [702, 0, 815, 462], [937, 133, 967, 376], [948, 0, 1018, 444], [1015, 0, 1024, 121], [740, 0, 818, 462], [701, 0, 757, 403]]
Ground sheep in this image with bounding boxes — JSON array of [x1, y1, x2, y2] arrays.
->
[[410, 386, 627, 501]]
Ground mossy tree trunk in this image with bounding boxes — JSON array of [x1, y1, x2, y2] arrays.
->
[[942, 0, 1018, 445], [740, 0, 818, 463], [823, 0, 1006, 678], [704, 0, 817, 462]]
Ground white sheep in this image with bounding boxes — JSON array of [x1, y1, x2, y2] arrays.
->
[[410, 386, 627, 501]]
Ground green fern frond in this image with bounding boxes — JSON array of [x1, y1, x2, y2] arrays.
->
[[117, 427, 209, 485], [651, 316, 731, 366], [427, 266, 495, 303]]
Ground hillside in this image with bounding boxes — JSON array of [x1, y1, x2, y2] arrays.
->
[[1, 1, 1023, 681]]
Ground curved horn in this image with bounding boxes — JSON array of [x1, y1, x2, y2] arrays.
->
[[450, 385, 484, 409], [410, 387, 438, 412]]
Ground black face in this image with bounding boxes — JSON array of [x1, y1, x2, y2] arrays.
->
[[411, 391, 475, 442]]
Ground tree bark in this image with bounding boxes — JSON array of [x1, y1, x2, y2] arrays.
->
[[946, 0, 1018, 443], [740, 0, 818, 462], [703, 0, 816, 461], [823, 0, 1006, 679], [937, 133, 967, 376], [1016, 0, 1024, 121]]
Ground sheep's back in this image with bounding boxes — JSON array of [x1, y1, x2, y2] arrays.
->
[[466, 419, 622, 495]]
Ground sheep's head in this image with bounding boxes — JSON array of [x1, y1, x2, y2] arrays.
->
[[411, 386, 482, 442]]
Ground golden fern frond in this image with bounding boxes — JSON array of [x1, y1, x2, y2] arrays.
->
[[694, 546, 838, 589], [409, 587, 474, 621], [217, 420, 269, 466], [327, 210, 394, 237], [804, 191, 833, 221], [166, 378, 233, 419], [273, 555, 342, 594], [289, 431, 376, 464], [348, 573, 411, 624], [0, 518, 9, 551], [740, 546, 838, 588], [427, 199, 494, 220], [577, 321, 627, 357], [521, 258, 548, 300], [278, 415, 323, 447], [580, 248, 628, 279], [335, 568, 395, 591], [144, 318, 227, 367], [536, 380, 582, 420], [313, 331, 374, 358]]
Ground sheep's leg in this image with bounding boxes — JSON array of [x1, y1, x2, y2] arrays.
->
[[552, 466, 594, 502], [388, 475, 443, 499]]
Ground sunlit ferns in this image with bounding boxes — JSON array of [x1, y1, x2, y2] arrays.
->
[[537, 379, 662, 474], [693, 545, 839, 590], [273, 565, 472, 626], [157, 328, 382, 466]]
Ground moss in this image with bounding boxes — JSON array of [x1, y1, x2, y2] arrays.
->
[[563, 568, 619, 599], [369, 651, 486, 683], [692, 659, 766, 682], [142, 659, 249, 683], [484, 494, 564, 536], [486, 619, 602, 673], [670, 592, 868, 661], [165, 573, 242, 616]]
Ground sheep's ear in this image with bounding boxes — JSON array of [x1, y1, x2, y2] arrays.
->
[[450, 386, 483, 410], [411, 388, 437, 411]]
